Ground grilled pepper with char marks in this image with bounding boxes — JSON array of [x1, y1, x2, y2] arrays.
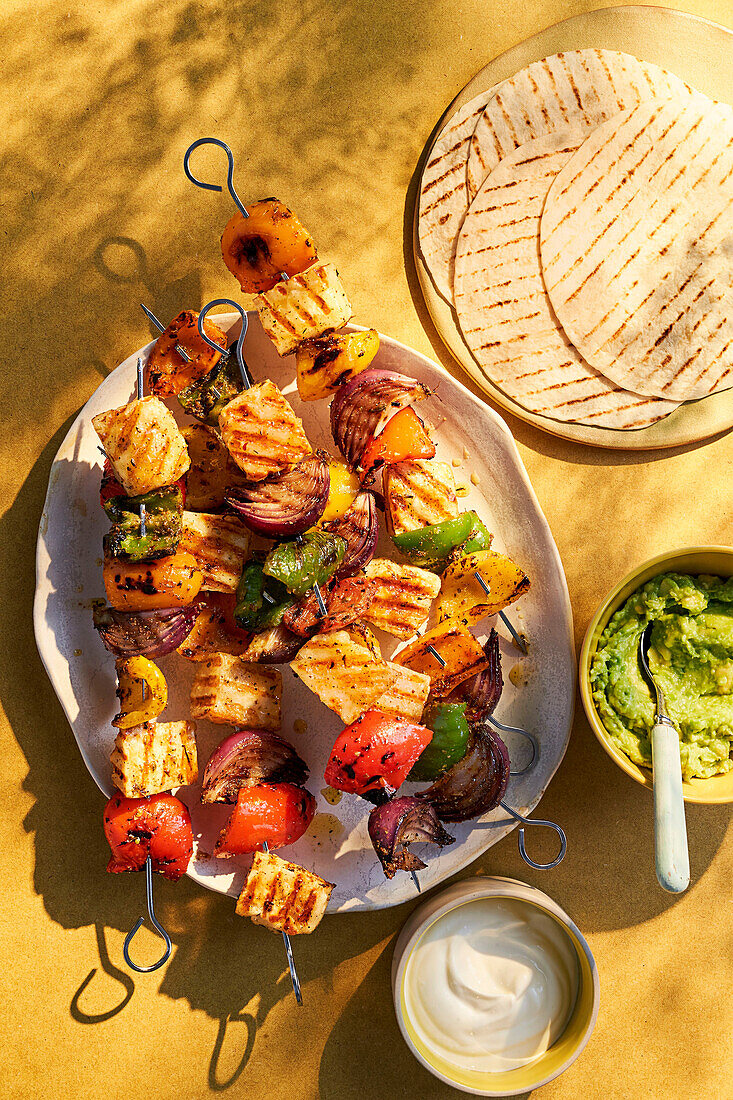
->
[[263, 529, 346, 597], [103, 485, 184, 562]]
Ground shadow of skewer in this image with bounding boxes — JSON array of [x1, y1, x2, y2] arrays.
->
[[70, 919, 135, 1024]]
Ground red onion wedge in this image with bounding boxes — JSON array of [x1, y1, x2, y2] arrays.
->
[[447, 630, 503, 723], [201, 730, 309, 803], [417, 726, 510, 822], [368, 796, 454, 878], [92, 602, 200, 658], [330, 368, 430, 469], [322, 490, 378, 575], [225, 452, 330, 536]]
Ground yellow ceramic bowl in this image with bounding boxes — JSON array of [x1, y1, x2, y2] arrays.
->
[[392, 877, 600, 1096], [579, 546, 733, 805]]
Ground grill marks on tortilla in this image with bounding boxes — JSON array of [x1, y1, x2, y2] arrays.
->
[[418, 90, 491, 302], [540, 98, 733, 401], [466, 49, 694, 199], [453, 131, 678, 428]]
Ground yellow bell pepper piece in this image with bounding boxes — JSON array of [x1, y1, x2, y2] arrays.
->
[[320, 461, 360, 523], [296, 329, 380, 402], [392, 619, 489, 698], [113, 656, 168, 728], [437, 549, 530, 626]]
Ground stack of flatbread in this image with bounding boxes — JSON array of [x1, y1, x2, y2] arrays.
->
[[418, 49, 733, 430]]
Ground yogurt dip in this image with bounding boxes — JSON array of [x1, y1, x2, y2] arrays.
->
[[403, 897, 579, 1073]]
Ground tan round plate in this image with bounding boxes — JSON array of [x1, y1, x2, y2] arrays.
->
[[413, 6, 733, 450]]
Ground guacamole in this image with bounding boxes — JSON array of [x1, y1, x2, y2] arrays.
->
[[590, 573, 733, 780]]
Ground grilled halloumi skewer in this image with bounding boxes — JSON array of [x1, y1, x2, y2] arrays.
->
[[190, 655, 282, 730], [236, 850, 334, 934], [111, 721, 198, 798], [384, 458, 458, 537], [255, 261, 352, 356], [290, 629, 395, 724], [93, 396, 190, 496], [180, 512, 251, 593], [218, 379, 310, 481], [363, 559, 441, 640]]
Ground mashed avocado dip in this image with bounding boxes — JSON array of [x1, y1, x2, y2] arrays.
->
[[590, 573, 733, 780]]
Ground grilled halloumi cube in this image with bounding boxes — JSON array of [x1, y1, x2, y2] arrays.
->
[[180, 511, 250, 593], [290, 629, 395, 724], [236, 850, 334, 934], [182, 424, 246, 510], [92, 396, 190, 496], [364, 559, 442, 640], [374, 662, 431, 722], [190, 655, 282, 730], [111, 720, 198, 797], [255, 261, 352, 356], [384, 458, 458, 537], [218, 380, 310, 480]]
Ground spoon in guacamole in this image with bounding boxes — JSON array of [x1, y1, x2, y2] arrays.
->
[[638, 623, 690, 894]]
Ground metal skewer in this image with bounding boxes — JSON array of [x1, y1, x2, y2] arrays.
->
[[140, 303, 192, 363], [422, 645, 564, 870], [261, 840, 303, 1005], [136, 361, 147, 537], [473, 572, 528, 654], [123, 855, 173, 973]]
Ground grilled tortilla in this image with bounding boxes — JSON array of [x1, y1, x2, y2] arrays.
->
[[466, 48, 694, 199], [454, 132, 678, 427], [540, 97, 733, 401]]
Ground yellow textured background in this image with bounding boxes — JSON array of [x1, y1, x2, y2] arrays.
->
[[1, 2, 732, 1098]]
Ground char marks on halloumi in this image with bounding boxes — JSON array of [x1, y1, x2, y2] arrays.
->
[[255, 261, 352, 356], [364, 559, 441, 640], [290, 629, 395, 724], [236, 850, 334, 934], [111, 721, 198, 797], [385, 458, 458, 537], [374, 662, 431, 722], [92, 396, 190, 496], [218, 380, 310, 481], [180, 511, 250, 593], [190, 655, 282, 730]]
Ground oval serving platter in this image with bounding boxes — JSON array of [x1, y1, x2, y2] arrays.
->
[[414, 5, 733, 451], [34, 313, 575, 911]]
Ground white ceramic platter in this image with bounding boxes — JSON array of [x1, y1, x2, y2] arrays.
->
[[414, 5, 733, 450], [34, 314, 575, 911]]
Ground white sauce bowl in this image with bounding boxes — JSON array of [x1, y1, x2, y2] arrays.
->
[[392, 876, 600, 1096]]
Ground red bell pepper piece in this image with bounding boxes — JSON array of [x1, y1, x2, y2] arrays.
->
[[214, 782, 316, 855], [360, 407, 435, 472], [325, 709, 433, 795], [103, 791, 193, 880]]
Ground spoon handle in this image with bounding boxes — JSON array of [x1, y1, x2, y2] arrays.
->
[[652, 721, 690, 894]]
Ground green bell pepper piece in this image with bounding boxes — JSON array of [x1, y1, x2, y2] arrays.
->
[[392, 512, 475, 569], [408, 702, 471, 780], [103, 486, 183, 562], [263, 529, 346, 597], [455, 512, 493, 557], [177, 352, 244, 426], [234, 561, 294, 631], [103, 486, 183, 522]]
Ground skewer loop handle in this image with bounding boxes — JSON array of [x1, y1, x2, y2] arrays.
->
[[122, 857, 172, 974]]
